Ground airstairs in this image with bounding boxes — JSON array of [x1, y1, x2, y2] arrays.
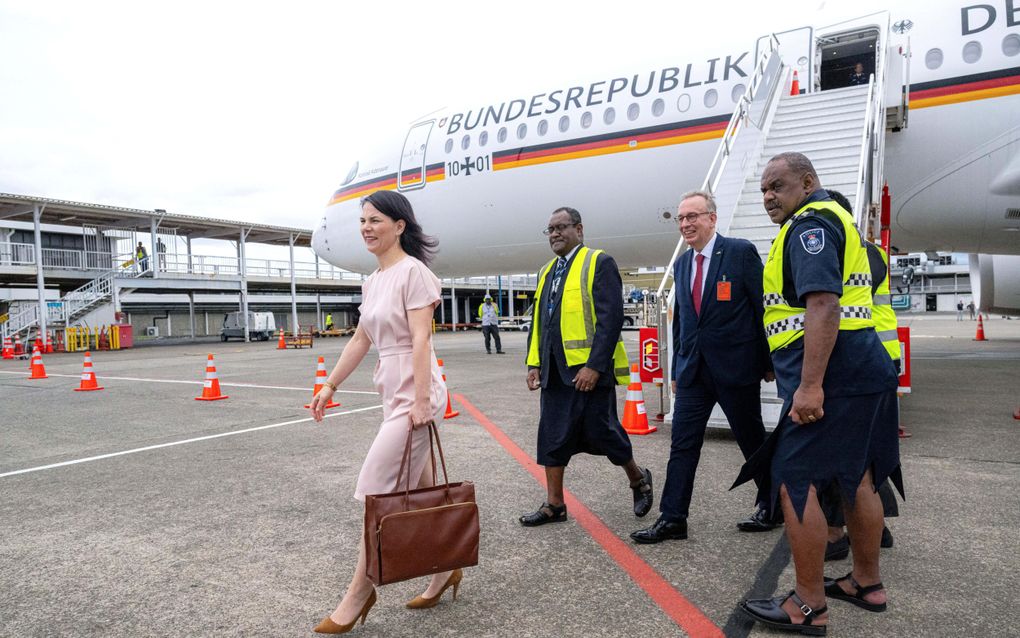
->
[[656, 26, 896, 429]]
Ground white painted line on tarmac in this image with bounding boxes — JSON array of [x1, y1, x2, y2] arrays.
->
[[0, 370, 378, 394], [0, 404, 383, 479]]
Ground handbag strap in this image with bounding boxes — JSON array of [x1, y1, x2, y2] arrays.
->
[[393, 421, 454, 505]]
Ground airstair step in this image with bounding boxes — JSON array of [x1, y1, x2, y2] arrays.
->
[[770, 115, 867, 134], [782, 86, 870, 105], [776, 95, 869, 115], [765, 125, 865, 143]]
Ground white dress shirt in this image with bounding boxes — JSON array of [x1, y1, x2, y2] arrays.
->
[[689, 233, 718, 299]]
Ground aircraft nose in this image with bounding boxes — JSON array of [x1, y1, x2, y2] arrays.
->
[[311, 217, 329, 258]]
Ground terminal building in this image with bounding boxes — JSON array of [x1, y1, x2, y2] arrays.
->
[[0, 193, 536, 347]]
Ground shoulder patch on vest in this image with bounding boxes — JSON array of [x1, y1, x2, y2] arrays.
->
[[799, 228, 825, 254]]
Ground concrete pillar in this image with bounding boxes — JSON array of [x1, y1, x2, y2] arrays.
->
[[186, 236, 194, 274], [508, 275, 514, 318], [451, 283, 458, 325], [32, 205, 47, 339], [497, 275, 503, 315], [440, 288, 446, 324], [463, 297, 470, 326], [149, 216, 159, 279], [239, 229, 250, 342], [289, 233, 299, 334], [315, 292, 322, 330], [188, 291, 196, 340]]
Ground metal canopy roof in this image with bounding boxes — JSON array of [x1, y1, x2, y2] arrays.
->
[[0, 193, 314, 247]]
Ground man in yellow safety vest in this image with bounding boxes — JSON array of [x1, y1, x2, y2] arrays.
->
[[520, 206, 653, 527]]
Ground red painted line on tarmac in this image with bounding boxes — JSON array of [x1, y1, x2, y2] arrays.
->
[[454, 393, 724, 638]]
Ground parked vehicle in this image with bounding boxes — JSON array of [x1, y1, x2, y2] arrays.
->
[[221, 311, 276, 341]]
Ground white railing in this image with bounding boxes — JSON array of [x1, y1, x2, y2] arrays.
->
[[656, 34, 783, 301], [62, 273, 114, 322], [852, 14, 890, 230], [3, 303, 40, 338], [1, 242, 36, 266]]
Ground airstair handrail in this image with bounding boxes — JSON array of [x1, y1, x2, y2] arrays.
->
[[656, 34, 781, 300], [852, 14, 890, 231]]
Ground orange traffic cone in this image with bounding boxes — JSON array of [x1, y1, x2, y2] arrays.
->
[[28, 345, 48, 379], [45, 331, 53, 354], [195, 353, 228, 401], [974, 315, 987, 341], [2, 335, 12, 359], [622, 363, 656, 435], [276, 328, 286, 350], [437, 358, 459, 419], [74, 351, 104, 391], [304, 356, 341, 409], [13, 333, 24, 356], [790, 70, 801, 95], [1013, 405, 1020, 421]]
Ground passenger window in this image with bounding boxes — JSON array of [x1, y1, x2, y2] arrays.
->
[[704, 89, 718, 108], [497, 127, 508, 143], [677, 93, 691, 112], [559, 115, 570, 132], [925, 48, 943, 70], [652, 98, 665, 116], [461, 134, 470, 150], [603, 107, 616, 125], [479, 130, 488, 147], [516, 123, 527, 139], [445, 139, 454, 153], [581, 111, 593, 128], [962, 41, 982, 64], [1004, 34, 1020, 56], [627, 103, 640, 121], [538, 119, 549, 136], [731, 84, 746, 103]]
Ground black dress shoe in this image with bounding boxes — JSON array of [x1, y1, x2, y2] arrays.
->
[[630, 468, 653, 517], [496, 350, 505, 354], [737, 506, 782, 532], [518, 502, 567, 527], [740, 590, 828, 635], [825, 535, 849, 561], [630, 517, 687, 544]]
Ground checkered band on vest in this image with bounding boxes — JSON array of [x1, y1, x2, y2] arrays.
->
[[765, 306, 873, 338], [845, 273, 872, 287], [763, 293, 786, 307]]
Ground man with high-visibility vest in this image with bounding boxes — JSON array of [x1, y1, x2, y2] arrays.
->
[[477, 294, 504, 354], [737, 153, 903, 635], [519, 206, 653, 527]]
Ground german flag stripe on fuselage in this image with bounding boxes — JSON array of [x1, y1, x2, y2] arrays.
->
[[910, 66, 1020, 109], [330, 163, 445, 204], [491, 115, 729, 170]]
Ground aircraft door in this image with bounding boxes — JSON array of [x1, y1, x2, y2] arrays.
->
[[756, 26, 814, 93], [398, 121, 434, 192]]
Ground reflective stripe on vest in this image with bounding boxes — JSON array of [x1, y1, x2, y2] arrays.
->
[[762, 200, 875, 352], [526, 246, 630, 384], [871, 245, 901, 361]]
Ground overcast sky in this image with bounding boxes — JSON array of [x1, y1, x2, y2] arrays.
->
[[1, 0, 885, 242]]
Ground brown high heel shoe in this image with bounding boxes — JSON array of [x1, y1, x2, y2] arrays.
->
[[405, 569, 463, 609], [313, 589, 377, 634]]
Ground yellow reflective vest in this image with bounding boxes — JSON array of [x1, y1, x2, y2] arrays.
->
[[527, 246, 630, 384], [869, 244, 901, 363], [763, 199, 875, 352]]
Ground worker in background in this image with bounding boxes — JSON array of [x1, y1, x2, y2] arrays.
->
[[478, 294, 504, 354], [737, 153, 902, 634], [136, 242, 149, 274], [325, 313, 334, 331]]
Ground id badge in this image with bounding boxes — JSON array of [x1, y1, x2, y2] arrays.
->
[[717, 280, 732, 301]]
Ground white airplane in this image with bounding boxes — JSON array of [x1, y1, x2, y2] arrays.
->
[[312, 0, 1020, 314]]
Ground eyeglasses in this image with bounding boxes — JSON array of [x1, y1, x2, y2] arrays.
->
[[542, 222, 578, 236], [676, 211, 712, 224]]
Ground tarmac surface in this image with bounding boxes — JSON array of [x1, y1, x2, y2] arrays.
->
[[1, 315, 1018, 637]]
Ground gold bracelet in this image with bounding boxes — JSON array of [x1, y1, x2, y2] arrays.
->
[[323, 380, 337, 391]]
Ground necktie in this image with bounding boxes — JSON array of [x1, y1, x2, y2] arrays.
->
[[548, 258, 567, 317], [692, 253, 705, 316]]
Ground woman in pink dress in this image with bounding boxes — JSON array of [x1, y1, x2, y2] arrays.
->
[[309, 190, 460, 634]]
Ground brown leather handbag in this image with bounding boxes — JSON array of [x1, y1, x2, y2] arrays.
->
[[364, 421, 479, 586]]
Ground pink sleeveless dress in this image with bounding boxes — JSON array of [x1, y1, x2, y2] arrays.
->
[[353, 255, 447, 501]]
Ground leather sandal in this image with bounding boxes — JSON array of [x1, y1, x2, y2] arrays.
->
[[824, 572, 887, 612], [518, 502, 567, 527], [740, 590, 828, 636]]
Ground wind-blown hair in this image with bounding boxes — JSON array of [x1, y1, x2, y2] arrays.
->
[[361, 190, 439, 266]]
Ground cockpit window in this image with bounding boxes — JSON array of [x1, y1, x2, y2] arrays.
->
[[342, 162, 359, 186]]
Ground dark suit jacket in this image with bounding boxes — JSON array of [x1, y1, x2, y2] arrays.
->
[[532, 248, 624, 390], [672, 234, 771, 388]]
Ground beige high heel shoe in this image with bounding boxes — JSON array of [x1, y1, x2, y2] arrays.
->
[[405, 569, 463, 609], [313, 589, 377, 634]]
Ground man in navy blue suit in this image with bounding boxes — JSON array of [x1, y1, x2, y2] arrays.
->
[[631, 191, 776, 543]]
